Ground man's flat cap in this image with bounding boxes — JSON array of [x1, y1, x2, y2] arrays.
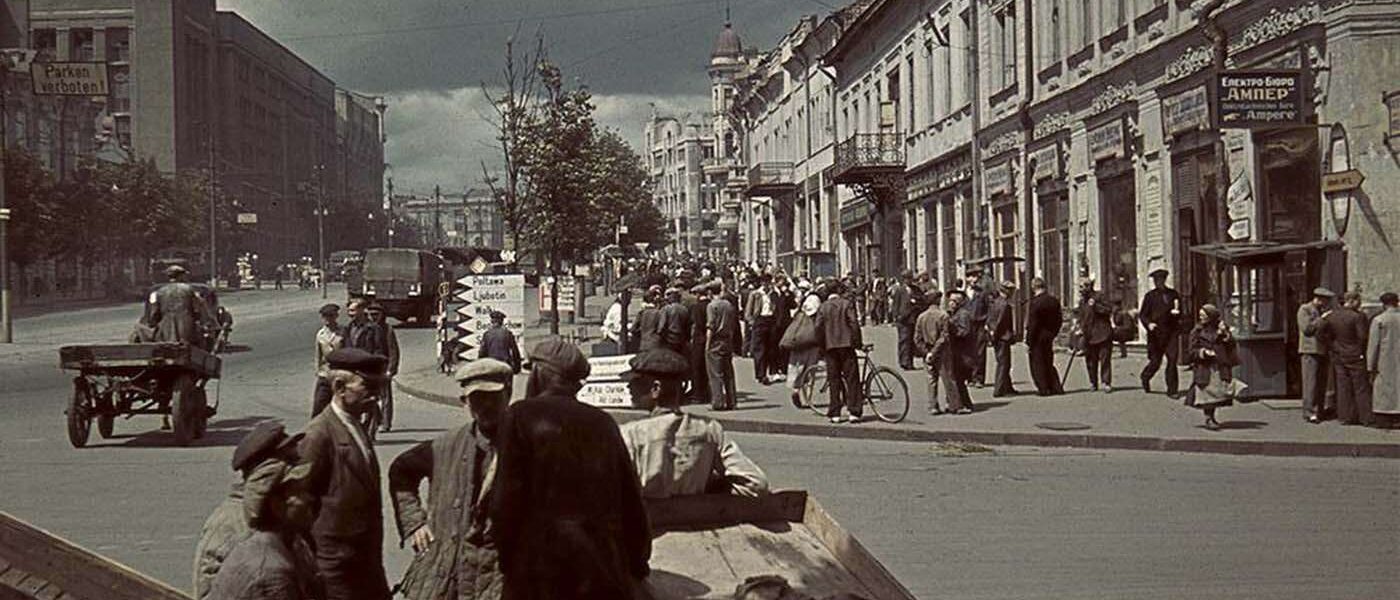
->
[[231, 421, 302, 472], [489, 310, 506, 321], [319, 303, 340, 317], [528, 336, 590, 381], [1313, 287, 1336, 298], [454, 358, 514, 397], [623, 348, 690, 380], [164, 264, 187, 276], [1149, 268, 1169, 278], [964, 265, 984, 275], [1001, 280, 1017, 291], [326, 348, 388, 377]]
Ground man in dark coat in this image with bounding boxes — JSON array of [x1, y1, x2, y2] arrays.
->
[[631, 286, 664, 353], [686, 283, 711, 404], [491, 338, 652, 599], [1024, 277, 1064, 396], [480, 311, 523, 376], [147, 264, 217, 348], [943, 290, 976, 414], [816, 281, 863, 423], [389, 359, 514, 600], [770, 277, 795, 380], [707, 281, 740, 411], [744, 275, 777, 384], [1076, 278, 1115, 392], [296, 348, 392, 600], [1313, 291, 1374, 426], [657, 287, 692, 356], [890, 271, 916, 371], [964, 267, 990, 387], [1138, 268, 1183, 396], [987, 281, 1020, 397]]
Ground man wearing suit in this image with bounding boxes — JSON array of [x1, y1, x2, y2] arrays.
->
[[890, 271, 916, 371], [817, 280, 864, 423], [1297, 287, 1335, 423], [987, 281, 1020, 397], [297, 348, 391, 600], [1076, 278, 1115, 392], [1024, 277, 1064, 396], [1313, 291, 1374, 426], [686, 283, 711, 404], [1138, 268, 1183, 396], [965, 267, 991, 387], [745, 274, 777, 385]]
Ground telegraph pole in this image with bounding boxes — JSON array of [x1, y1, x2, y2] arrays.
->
[[205, 122, 217, 288], [315, 164, 327, 300], [386, 174, 395, 248], [433, 184, 442, 247]]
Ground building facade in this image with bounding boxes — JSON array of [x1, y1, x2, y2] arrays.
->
[[395, 188, 503, 250], [644, 110, 717, 256]]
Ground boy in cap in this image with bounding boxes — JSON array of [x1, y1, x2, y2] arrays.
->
[[480, 310, 522, 375], [208, 424, 318, 600], [193, 422, 306, 600], [312, 303, 343, 417], [491, 337, 651, 599], [619, 349, 768, 499], [388, 358, 514, 600], [296, 348, 392, 600]]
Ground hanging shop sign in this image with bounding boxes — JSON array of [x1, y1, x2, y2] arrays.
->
[[839, 199, 873, 231], [1088, 120, 1125, 162], [1030, 144, 1059, 182], [1216, 70, 1303, 128], [983, 161, 1013, 196], [1161, 85, 1211, 137]]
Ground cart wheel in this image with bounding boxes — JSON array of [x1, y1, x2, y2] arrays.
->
[[192, 388, 209, 439], [96, 391, 116, 438], [67, 379, 93, 448], [171, 374, 199, 446]]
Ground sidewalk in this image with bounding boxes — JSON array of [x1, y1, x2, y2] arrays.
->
[[396, 295, 1400, 459]]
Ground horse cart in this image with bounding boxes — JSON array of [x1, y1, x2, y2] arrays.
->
[[58, 342, 221, 448]]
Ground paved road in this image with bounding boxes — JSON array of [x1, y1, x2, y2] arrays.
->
[[2, 292, 1396, 599]]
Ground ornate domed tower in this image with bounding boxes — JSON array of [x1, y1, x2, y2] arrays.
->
[[707, 17, 750, 260]]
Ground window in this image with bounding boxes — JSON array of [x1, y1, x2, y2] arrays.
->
[[941, 197, 957, 290], [905, 54, 916, 130], [1048, 1, 1062, 65], [1040, 193, 1070, 301], [999, 8, 1017, 89], [907, 208, 919, 268], [941, 26, 952, 113], [1080, 0, 1094, 48], [960, 11, 974, 105]]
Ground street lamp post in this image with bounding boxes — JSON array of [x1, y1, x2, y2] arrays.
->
[[314, 164, 328, 300], [203, 122, 217, 289]]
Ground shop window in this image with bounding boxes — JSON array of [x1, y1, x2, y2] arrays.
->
[[1040, 193, 1070, 301], [995, 201, 1018, 282], [1229, 264, 1284, 336], [941, 198, 957, 290], [1257, 128, 1320, 243]]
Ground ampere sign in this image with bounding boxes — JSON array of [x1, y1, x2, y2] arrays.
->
[[1216, 70, 1303, 129], [30, 62, 109, 96]]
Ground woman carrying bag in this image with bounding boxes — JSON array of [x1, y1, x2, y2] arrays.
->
[[1184, 304, 1241, 430], [780, 281, 825, 408]]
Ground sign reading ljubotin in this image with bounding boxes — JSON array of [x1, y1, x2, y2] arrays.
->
[[1216, 70, 1303, 128], [30, 62, 109, 96]]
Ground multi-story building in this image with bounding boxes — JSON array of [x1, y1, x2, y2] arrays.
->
[[732, 14, 845, 277], [396, 188, 503, 250], [461, 188, 505, 250], [800, 0, 1400, 399], [707, 20, 754, 262], [4, 1, 383, 270], [644, 110, 716, 256]]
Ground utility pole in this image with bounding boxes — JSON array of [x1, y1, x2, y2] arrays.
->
[[315, 164, 328, 300], [0, 58, 9, 342], [433, 184, 442, 247], [385, 168, 395, 248], [205, 122, 218, 288]]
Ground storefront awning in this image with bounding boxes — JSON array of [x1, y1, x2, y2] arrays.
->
[[1188, 240, 1342, 263]]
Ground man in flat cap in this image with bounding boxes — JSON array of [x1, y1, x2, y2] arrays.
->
[[389, 359, 514, 600], [193, 422, 306, 600], [1138, 268, 1184, 397], [1313, 290, 1374, 426], [964, 265, 991, 387], [986, 280, 1020, 397], [707, 279, 741, 411], [1075, 277, 1115, 392], [312, 303, 343, 417], [631, 285, 665, 353], [295, 348, 391, 599], [480, 310, 523, 376], [686, 282, 712, 404], [146, 263, 217, 349], [208, 424, 319, 600], [619, 349, 768, 499], [745, 273, 777, 385], [491, 337, 651, 599], [659, 286, 692, 358], [1297, 287, 1336, 422]]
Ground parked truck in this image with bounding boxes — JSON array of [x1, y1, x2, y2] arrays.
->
[[349, 248, 443, 324]]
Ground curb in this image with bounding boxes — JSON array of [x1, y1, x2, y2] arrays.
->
[[394, 379, 1400, 459]]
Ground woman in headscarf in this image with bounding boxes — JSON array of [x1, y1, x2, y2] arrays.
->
[[1184, 304, 1239, 430]]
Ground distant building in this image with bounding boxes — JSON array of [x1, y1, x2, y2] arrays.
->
[[396, 188, 503, 250], [644, 111, 716, 256]]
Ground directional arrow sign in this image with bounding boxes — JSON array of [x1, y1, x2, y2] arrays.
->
[[1322, 169, 1365, 193]]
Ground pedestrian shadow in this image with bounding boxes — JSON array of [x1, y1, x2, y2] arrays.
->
[[97, 415, 271, 449], [727, 403, 780, 412], [1206, 420, 1268, 431], [971, 401, 1012, 413], [218, 344, 253, 354]]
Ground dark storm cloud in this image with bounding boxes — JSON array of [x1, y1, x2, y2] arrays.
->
[[220, 0, 827, 189]]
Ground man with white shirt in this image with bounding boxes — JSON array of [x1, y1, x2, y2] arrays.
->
[[311, 303, 343, 417], [745, 273, 776, 385], [296, 348, 391, 600]]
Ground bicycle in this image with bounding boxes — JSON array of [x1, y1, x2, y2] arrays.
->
[[799, 344, 910, 423]]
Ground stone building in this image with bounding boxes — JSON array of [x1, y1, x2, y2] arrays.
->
[[644, 110, 717, 256]]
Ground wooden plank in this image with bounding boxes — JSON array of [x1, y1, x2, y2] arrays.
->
[[645, 490, 807, 532], [801, 496, 917, 600], [0, 512, 191, 600]]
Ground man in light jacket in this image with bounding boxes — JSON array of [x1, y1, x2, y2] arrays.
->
[[1297, 287, 1335, 423]]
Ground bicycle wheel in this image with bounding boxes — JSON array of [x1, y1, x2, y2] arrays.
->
[[802, 363, 829, 416], [865, 366, 911, 423]]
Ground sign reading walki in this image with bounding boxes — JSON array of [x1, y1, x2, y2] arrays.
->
[[1216, 70, 1303, 128]]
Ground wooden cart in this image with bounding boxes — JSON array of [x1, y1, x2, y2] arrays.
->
[[642, 490, 915, 599], [58, 343, 221, 448]]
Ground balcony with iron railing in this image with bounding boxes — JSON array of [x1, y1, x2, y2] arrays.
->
[[745, 161, 796, 196], [830, 132, 904, 185]]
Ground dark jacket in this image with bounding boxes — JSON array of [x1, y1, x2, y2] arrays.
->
[[491, 396, 652, 600], [688, 298, 709, 355], [1076, 291, 1114, 347], [296, 410, 389, 598], [148, 282, 214, 346], [658, 302, 692, 351], [1025, 293, 1063, 348], [1187, 320, 1239, 395], [632, 306, 663, 352], [1139, 287, 1184, 336], [1315, 307, 1370, 368], [816, 295, 862, 351], [890, 282, 913, 324], [986, 293, 1015, 343], [947, 304, 978, 378], [707, 297, 739, 356], [481, 326, 522, 373], [390, 424, 502, 600]]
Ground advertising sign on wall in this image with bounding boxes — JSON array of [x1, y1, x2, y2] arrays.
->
[[1216, 70, 1303, 128]]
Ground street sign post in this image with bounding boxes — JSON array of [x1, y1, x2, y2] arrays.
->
[[30, 62, 109, 96], [1321, 169, 1365, 193], [447, 274, 526, 361], [577, 354, 637, 408]]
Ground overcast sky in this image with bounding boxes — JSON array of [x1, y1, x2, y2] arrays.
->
[[218, 0, 827, 195]]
